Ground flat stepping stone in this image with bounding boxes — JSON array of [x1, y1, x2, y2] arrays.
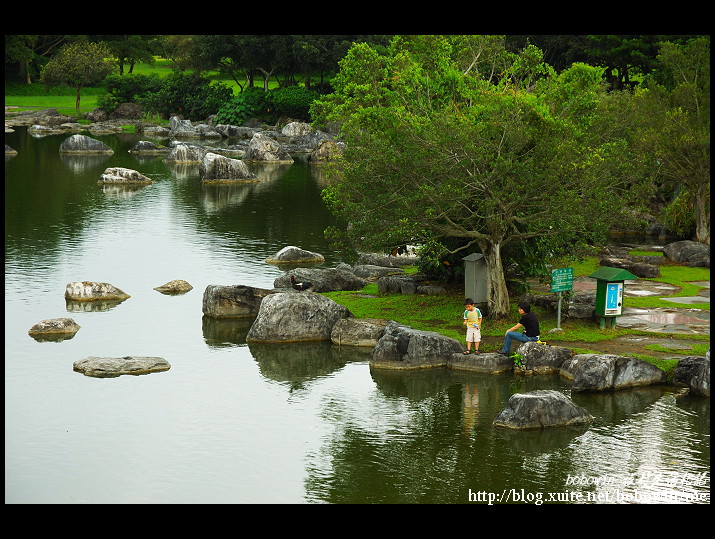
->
[[73, 356, 170, 378]]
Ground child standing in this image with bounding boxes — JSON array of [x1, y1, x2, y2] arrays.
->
[[463, 298, 482, 354]]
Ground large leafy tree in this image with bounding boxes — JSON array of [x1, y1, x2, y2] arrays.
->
[[313, 36, 644, 318], [40, 41, 115, 113], [637, 36, 710, 244]]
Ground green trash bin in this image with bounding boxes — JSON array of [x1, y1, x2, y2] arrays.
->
[[588, 266, 637, 329]]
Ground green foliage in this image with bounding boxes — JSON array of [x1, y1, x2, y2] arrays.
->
[[39, 41, 116, 113], [136, 72, 232, 120], [215, 85, 320, 125], [96, 73, 164, 113], [214, 87, 270, 125], [40, 41, 116, 89], [270, 86, 318, 121]]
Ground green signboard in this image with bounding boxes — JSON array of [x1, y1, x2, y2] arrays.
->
[[551, 267, 574, 293]]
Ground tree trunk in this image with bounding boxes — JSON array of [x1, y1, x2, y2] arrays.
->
[[75, 87, 81, 114], [695, 183, 710, 245], [479, 239, 511, 319]]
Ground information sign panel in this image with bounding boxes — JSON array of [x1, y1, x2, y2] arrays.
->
[[551, 267, 574, 293]]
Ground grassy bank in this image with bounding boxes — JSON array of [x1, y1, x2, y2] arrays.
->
[[322, 257, 710, 375]]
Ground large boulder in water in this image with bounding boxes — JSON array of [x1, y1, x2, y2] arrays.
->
[[274, 267, 366, 292], [370, 321, 463, 370], [246, 292, 352, 343], [244, 132, 293, 163], [200, 152, 256, 183], [673, 355, 710, 397], [560, 353, 666, 392], [164, 143, 207, 163], [59, 134, 113, 154], [493, 390, 594, 430], [202, 284, 275, 319]]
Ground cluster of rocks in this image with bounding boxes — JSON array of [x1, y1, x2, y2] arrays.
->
[[28, 279, 193, 375], [597, 240, 709, 279], [6, 108, 344, 170]]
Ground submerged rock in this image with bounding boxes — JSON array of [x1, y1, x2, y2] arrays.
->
[[493, 390, 594, 430], [73, 356, 170, 378]]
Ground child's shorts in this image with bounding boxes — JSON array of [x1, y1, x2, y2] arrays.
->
[[466, 327, 481, 342]]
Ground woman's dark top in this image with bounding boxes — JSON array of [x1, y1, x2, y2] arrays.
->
[[519, 311, 540, 337]]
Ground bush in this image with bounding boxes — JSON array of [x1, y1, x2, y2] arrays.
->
[[270, 86, 318, 121], [215, 85, 320, 126], [96, 73, 163, 113], [214, 87, 271, 126], [136, 72, 233, 121]]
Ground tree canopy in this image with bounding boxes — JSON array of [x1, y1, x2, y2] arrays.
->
[[313, 36, 653, 318]]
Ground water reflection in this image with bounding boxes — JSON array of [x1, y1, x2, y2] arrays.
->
[[5, 127, 709, 504]]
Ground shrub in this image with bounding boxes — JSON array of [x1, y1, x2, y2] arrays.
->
[[97, 73, 163, 113], [270, 86, 318, 121], [136, 72, 233, 121], [214, 87, 271, 126]]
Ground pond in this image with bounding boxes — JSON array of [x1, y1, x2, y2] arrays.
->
[[5, 127, 709, 504]]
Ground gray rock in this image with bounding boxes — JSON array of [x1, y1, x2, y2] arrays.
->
[[308, 139, 343, 163], [493, 390, 594, 430], [129, 141, 170, 154], [673, 355, 710, 397], [154, 279, 193, 295], [351, 264, 405, 280], [266, 246, 325, 265], [28, 317, 80, 336], [515, 341, 574, 374], [98, 167, 153, 185], [600, 256, 660, 278], [448, 351, 514, 373], [246, 292, 352, 343], [371, 321, 463, 370], [202, 284, 275, 319], [73, 356, 170, 378], [164, 143, 208, 163], [64, 281, 130, 301], [274, 267, 365, 292], [560, 353, 666, 392], [199, 152, 256, 182], [663, 240, 710, 267], [244, 132, 293, 163], [59, 134, 113, 154], [331, 318, 388, 347]]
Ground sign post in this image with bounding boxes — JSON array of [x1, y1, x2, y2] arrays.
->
[[550, 268, 574, 330]]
